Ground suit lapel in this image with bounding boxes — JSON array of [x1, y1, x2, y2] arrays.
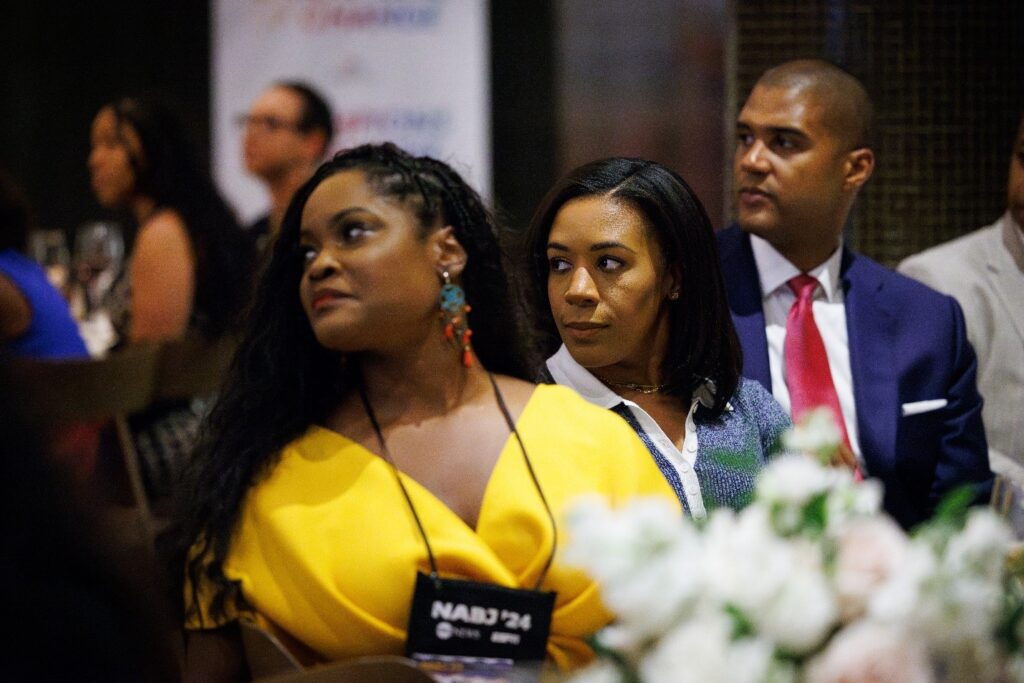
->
[[984, 215, 1024, 346], [721, 229, 772, 389], [842, 250, 899, 473]]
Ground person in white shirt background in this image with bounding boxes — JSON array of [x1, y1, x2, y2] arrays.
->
[[900, 112, 1024, 466], [239, 81, 334, 251]]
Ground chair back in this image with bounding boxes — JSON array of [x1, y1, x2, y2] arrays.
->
[[10, 343, 160, 423], [990, 449, 1024, 538], [7, 335, 238, 547], [239, 620, 434, 682], [153, 333, 236, 402], [8, 344, 163, 538], [239, 619, 303, 679]]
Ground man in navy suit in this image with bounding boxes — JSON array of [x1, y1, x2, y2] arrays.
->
[[717, 59, 991, 529]]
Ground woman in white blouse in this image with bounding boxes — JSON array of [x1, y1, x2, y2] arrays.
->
[[523, 157, 790, 515]]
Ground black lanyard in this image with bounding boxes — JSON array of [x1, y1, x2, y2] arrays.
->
[[357, 372, 557, 590]]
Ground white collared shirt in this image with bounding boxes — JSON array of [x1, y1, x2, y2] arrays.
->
[[545, 345, 707, 517], [750, 235, 863, 460]]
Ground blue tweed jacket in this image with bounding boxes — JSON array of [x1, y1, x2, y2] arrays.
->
[[610, 378, 791, 514], [544, 344, 791, 515]]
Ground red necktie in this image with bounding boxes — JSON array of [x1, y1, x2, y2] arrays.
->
[[784, 274, 851, 449]]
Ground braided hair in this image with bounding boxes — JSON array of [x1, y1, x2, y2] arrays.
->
[[178, 143, 534, 623]]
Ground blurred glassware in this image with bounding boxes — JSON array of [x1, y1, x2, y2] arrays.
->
[[27, 229, 71, 293], [74, 221, 124, 314]]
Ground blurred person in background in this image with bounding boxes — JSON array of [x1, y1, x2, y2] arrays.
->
[[0, 168, 88, 360], [900, 112, 1024, 463], [524, 157, 790, 516], [240, 81, 334, 250], [88, 94, 256, 497]]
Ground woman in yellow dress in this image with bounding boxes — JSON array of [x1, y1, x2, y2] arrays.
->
[[178, 143, 678, 680]]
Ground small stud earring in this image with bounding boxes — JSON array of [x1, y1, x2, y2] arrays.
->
[[668, 291, 680, 301]]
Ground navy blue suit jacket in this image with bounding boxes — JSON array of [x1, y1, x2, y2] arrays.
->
[[717, 226, 992, 528]]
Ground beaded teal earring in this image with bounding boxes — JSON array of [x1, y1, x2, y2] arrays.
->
[[438, 270, 473, 367]]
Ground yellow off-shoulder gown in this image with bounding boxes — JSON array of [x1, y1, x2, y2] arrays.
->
[[186, 384, 678, 669]]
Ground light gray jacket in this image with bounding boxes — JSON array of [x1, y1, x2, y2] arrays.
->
[[900, 212, 1024, 462]]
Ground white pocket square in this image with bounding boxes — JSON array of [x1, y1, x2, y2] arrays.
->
[[901, 399, 948, 417]]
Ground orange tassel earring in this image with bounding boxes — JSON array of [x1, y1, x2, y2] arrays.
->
[[438, 271, 473, 367]]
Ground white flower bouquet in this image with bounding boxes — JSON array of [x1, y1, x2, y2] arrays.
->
[[565, 408, 1024, 683]]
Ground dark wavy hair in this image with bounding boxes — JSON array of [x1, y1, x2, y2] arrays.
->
[[178, 142, 534, 623], [104, 95, 255, 337], [523, 157, 742, 418]]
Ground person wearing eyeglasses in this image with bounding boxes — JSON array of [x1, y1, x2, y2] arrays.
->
[[239, 82, 334, 250]]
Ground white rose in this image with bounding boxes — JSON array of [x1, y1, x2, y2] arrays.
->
[[757, 454, 843, 511], [832, 516, 908, 622], [804, 622, 934, 683], [868, 542, 936, 623], [702, 507, 793, 615], [755, 540, 838, 654], [943, 509, 1013, 578], [638, 608, 772, 683], [781, 406, 843, 462], [565, 495, 686, 586], [565, 496, 701, 650], [824, 478, 884, 534], [598, 541, 702, 649], [930, 576, 1002, 643]]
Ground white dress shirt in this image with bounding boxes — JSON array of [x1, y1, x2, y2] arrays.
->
[[750, 235, 863, 461], [546, 345, 708, 517]]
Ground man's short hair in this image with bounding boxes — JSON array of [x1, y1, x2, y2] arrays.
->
[[754, 59, 873, 151], [277, 81, 334, 151]]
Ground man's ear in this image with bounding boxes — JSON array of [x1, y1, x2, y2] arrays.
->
[[843, 148, 875, 191], [430, 226, 468, 279]]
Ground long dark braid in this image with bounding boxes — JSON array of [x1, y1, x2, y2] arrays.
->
[[413, 156, 529, 376]]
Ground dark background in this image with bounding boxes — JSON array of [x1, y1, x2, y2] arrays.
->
[[0, 0, 559, 236], [733, 0, 1024, 262], [1, 2, 212, 232], [2, 1, 1022, 264]]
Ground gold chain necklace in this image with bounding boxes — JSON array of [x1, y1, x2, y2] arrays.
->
[[594, 375, 668, 395]]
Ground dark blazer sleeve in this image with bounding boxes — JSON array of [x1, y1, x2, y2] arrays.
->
[[846, 256, 992, 528]]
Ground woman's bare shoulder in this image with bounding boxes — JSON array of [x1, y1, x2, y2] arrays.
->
[[139, 208, 189, 243], [133, 208, 194, 271], [489, 374, 538, 421]]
